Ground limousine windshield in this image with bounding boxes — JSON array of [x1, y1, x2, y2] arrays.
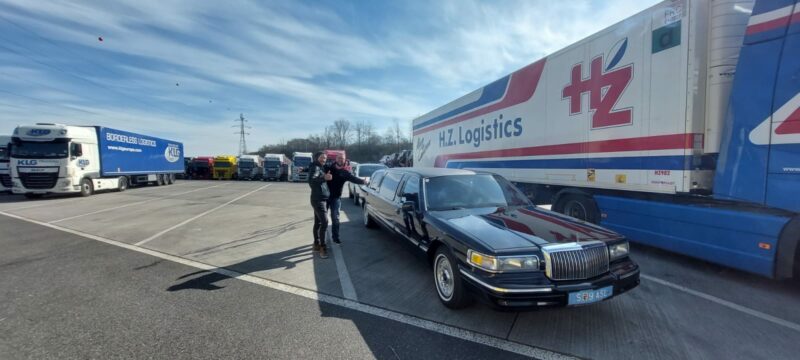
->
[[425, 174, 531, 211]]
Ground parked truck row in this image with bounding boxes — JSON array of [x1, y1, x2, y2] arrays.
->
[[413, 0, 800, 279], [181, 152, 313, 182]]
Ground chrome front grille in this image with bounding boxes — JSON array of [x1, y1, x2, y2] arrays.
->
[[19, 172, 58, 189], [542, 241, 609, 281]]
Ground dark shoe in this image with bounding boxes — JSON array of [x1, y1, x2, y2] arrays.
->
[[313, 243, 321, 252], [332, 238, 341, 244], [319, 247, 329, 259]]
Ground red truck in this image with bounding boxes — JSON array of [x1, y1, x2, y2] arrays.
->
[[190, 156, 215, 180], [324, 149, 349, 171]]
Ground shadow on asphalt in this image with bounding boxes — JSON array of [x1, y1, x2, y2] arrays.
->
[[165, 245, 313, 291], [164, 193, 525, 359]]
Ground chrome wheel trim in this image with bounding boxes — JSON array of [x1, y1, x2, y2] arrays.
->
[[434, 254, 454, 301]]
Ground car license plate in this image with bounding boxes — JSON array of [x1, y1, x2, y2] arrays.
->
[[568, 285, 613, 306]]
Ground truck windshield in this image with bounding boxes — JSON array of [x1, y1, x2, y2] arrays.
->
[[357, 165, 386, 177], [425, 174, 531, 211], [10, 139, 69, 159], [265, 160, 280, 168], [239, 161, 254, 168], [294, 157, 310, 167], [193, 162, 209, 168], [216, 162, 231, 168]]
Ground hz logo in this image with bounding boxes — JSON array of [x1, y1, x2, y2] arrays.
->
[[562, 38, 633, 129]]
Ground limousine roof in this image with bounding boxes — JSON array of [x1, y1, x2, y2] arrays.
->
[[381, 167, 484, 178]]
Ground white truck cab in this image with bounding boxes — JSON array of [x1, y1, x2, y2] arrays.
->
[[291, 152, 313, 182], [10, 124, 106, 197]]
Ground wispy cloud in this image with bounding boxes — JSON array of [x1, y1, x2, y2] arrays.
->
[[0, 0, 659, 155]]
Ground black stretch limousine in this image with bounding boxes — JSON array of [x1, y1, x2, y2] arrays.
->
[[359, 168, 639, 309]]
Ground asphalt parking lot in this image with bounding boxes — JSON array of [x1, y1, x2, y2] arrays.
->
[[1, 180, 799, 359]]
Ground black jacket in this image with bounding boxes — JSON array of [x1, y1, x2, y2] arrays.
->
[[308, 162, 330, 201], [326, 164, 365, 200]]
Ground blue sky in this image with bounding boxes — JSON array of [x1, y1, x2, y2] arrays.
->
[[0, 0, 658, 156]]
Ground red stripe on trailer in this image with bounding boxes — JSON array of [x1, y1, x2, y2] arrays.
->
[[413, 59, 547, 136], [433, 133, 698, 168], [746, 15, 792, 34]]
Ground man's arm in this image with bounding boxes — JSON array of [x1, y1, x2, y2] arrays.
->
[[340, 168, 366, 185], [309, 164, 326, 184]]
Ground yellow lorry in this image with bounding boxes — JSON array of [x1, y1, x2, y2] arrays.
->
[[213, 155, 238, 180]]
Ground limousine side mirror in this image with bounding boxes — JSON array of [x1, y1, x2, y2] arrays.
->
[[402, 201, 415, 212]]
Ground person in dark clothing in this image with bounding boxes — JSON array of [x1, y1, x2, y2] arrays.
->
[[308, 151, 333, 258], [326, 153, 367, 244]]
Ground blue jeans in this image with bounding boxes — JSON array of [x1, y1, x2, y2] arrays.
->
[[327, 197, 342, 241]]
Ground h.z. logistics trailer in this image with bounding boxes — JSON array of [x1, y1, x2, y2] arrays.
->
[[413, 0, 800, 278]]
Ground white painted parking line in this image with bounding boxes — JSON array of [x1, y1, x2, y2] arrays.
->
[[49, 184, 224, 224], [641, 274, 800, 333], [0, 210, 575, 360], [134, 184, 271, 246], [327, 228, 358, 301]]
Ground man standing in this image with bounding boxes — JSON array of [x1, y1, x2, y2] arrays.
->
[[308, 151, 333, 258], [326, 153, 367, 244]]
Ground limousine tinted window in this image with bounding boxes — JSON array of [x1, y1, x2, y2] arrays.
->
[[379, 172, 403, 199], [401, 175, 420, 207], [369, 170, 386, 191], [425, 174, 531, 210]]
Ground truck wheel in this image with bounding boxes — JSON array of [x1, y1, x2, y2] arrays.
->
[[433, 247, 472, 309], [555, 194, 600, 224], [362, 203, 377, 229], [80, 178, 94, 197], [118, 176, 128, 192], [157, 174, 165, 186], [167, 174, 175, 185]]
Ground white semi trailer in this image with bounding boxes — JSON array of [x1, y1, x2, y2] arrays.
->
[[10, 123, 184, 198]]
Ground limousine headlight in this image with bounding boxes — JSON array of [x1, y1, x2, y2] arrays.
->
[[467, 250, 540, 272], [608, 241, 630, 261]]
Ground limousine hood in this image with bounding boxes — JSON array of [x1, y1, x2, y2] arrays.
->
[[428, 206, 623, 252]]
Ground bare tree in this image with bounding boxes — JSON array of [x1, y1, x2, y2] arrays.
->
[[383, 126, 396, 145], [392, 118, 403, 152], [362, 121, 375, 145], [255, 119, 410, 162], [354, 120, 367, 148], [331, 118, 352, 148]]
